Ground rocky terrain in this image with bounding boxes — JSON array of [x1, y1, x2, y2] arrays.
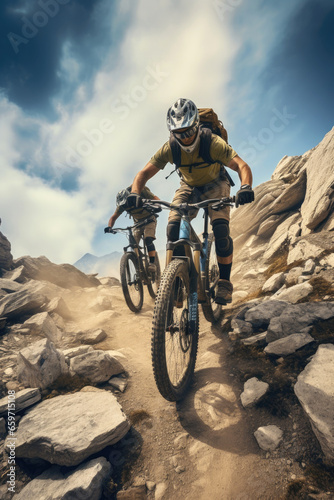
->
[[0, 127, 333, 500]]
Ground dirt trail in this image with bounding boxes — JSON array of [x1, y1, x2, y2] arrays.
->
[[91, 287, 297, 500]]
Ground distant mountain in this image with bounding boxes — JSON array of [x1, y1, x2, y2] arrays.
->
[[74, 248, 166, 279], [74, 252, 122, 278]]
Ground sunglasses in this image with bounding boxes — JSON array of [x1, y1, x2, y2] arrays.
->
[[173, 124, 199, 139]]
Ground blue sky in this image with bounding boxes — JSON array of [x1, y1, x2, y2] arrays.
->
[[0, 0, 333, 264]]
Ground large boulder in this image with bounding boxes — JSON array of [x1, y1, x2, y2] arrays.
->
[[0, 389, 41, 417], [287, 231, 334, 265], [13, 255, 101, 289], [70, 350, 125, 384], [294, 344, 334, 461], [266, 302, 334, 342], [0, 282, 46, 320], [13, 457, 111, 500], [300, 126, 334, 232], [10, 391, 130, 466], [17, 338, 68, 389]]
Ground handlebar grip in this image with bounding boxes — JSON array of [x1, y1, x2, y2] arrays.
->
[[104, 227, 115, 234]]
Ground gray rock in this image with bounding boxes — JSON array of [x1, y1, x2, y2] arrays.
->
[[270, 169, 307, 215], [266, 302, 334, 342], [24, 312, 62, 344], [254, 425, 283, 451], [78, 328, 107, 345], [63, 345, 94, 361], [272, 282, 313, 303], [287, 232, 334, 265], [13, 255, 101, 289], [10, 391, 130, 466], [264, 333, 314, 356], [300, 126, 334, 232], [262, 272, 286, 293], [262, 213, 300, 262], [2, 265, 25, 282], [303, 259, 316, 275], [108, 376, 128, 392], [0, 284, 46, 320], [256, 214, 287, 238], [70, 350, 124, 383], [0, 389, 41, 417], [285, 267, 304, 286], [0, 279, 22, 293], [13, 457, 111, 500], [231, 318, 253, 337], [17, 338, 68, 389], [241, 332, 268, 346], [244, 301, 287, 329], [294, 344, 334, 460], [240, 377, 269, 408]]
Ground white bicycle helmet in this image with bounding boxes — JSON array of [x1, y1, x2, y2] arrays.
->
[[116, 187, 131, 208], [167, 98, 200, 153], [166, 98, 199, 132]]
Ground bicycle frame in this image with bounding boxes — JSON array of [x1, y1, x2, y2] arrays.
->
[[109, 218, 154, 286], [165, 209, 211, 334]]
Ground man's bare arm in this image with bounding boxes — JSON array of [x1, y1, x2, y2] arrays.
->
[[131, 163, 160, 194], [227, 155, 253, 186]]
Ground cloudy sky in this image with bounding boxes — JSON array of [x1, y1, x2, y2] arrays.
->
[[1, 0, 333, 264]]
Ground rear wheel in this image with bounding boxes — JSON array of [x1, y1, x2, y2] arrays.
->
[[201, 233, 224, 324], [151, 259, 199, 402], [120, 252, 144, 313], [147, 252, 161, 299]]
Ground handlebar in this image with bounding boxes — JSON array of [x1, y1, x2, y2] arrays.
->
[[142, 196, 235, 215], [104, 215, 157, 234]]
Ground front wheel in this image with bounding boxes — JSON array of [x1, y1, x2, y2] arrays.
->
[[147, 252, 161, 299], [151, 259, 199, 402], [201, 233, 224, 324], [120, 252, 144, 313]]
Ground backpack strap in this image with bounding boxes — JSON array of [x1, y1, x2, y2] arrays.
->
[[168, 129, 235, 186]]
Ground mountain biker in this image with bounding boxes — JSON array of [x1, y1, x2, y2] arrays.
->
[[125, 98, 255, 304], [108, 185, 160, 273]]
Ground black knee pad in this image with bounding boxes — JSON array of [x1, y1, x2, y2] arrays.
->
[[212, 219, 233, 257], [144, 237, 155, 252], [167, 221, 180, 242]]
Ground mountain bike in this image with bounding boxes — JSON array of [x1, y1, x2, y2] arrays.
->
[[142, 196, 235, 401], [104, 217, 161, 313]]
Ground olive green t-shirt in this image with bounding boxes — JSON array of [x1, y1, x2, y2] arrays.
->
[[150, 134, 237, 187], [115, 186, 155, 221]]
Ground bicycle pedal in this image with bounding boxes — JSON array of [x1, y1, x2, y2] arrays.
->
[[214, 297, 227, 305]]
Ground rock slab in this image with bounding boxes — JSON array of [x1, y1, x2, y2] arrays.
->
[[13, 457, 111, 500], [10, 391, 130, 466], [294, 344, 334, 461]]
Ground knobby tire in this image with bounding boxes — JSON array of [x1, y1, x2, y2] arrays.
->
[[120, 252, 144, 313], [151, 259, 199, 402]]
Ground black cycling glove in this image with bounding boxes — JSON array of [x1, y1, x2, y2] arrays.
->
[[235, 184, 255, 208], [126, 193, 143, 209]]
